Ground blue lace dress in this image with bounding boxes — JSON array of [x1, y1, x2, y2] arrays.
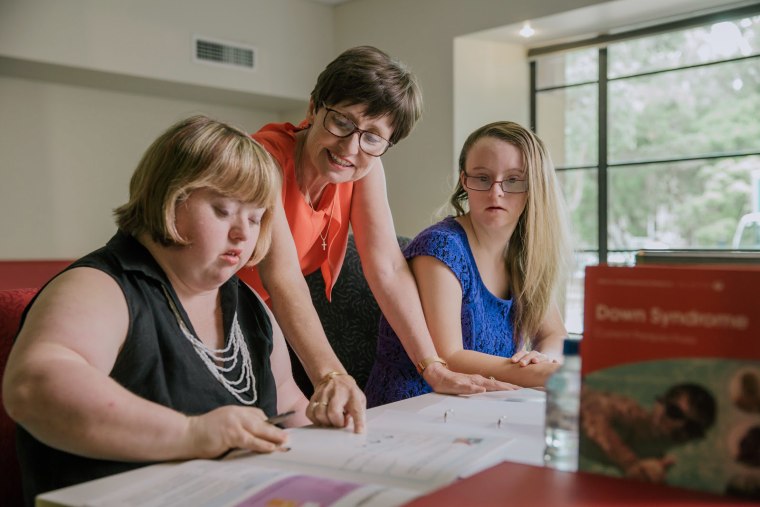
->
[[364, 216, 516, 407]]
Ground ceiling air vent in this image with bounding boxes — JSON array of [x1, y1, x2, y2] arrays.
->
[[193, 36, 256, 70]]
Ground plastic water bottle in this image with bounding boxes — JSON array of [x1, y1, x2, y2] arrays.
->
[[543, 338, 581, 471]]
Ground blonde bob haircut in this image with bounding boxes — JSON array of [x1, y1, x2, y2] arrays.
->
[[449, 121, 571, 347], [114, 115, 281, 266]]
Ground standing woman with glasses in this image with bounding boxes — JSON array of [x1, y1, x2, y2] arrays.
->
[[365, 121, 572, 406], [238, 46, 510, 427]]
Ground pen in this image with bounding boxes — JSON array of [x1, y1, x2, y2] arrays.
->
[[218, 411, 296, 460], [266, 410, 295, 425]]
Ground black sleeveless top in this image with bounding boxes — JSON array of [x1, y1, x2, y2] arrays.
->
[[16, 231, 277, 506]]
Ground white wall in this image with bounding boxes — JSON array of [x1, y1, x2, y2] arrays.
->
[[453, 38, 528, 175], [333, 0, 751, 237], [0, 0, 749, 258], [0, 0, 331, 259], [0, 0, 332, 101], [332, 0, 613, 236], [0, 75, 282, 258]]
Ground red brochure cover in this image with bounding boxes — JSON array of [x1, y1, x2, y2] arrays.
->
[[579, 264, 760, 500]]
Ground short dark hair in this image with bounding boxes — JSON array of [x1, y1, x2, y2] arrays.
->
[[310, 45, 422, 145]]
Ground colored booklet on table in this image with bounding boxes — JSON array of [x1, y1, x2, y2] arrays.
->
[[579, 264, 760, 500], [36, 421, 513, 507]]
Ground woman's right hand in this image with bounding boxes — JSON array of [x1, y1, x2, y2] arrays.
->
[[422, 362, 518, 394], [186, 406, 289, 458]]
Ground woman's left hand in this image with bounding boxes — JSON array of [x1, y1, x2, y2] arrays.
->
[[424, 362, 518, 394], [307, 373, 366, 433], [510, 350, 559, 367]]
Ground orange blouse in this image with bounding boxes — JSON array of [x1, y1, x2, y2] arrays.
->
[[237, 122, 353, 302]]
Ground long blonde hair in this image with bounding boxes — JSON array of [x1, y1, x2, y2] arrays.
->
[[450, 121, 571, 346]]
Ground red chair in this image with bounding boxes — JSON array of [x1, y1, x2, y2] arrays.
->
[[0, 288, 38, 507], [0, 260, 71, 291]]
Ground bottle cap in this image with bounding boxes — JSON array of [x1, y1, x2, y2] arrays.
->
[[562, 338, 580, 356]]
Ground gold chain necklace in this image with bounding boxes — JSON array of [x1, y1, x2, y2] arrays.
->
[[297, 131, 335, 251], [306, 191, 336, 251]]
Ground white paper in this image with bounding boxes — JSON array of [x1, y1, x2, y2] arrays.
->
[[42, 422, 514, 507], [250, 423, 513, 490], [37, 392, 545, 507], [80, 461, 418, 507]]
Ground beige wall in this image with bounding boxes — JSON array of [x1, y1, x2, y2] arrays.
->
[[0, 0, 331, 259], [453, 38, 528, 176], [332, 0, 615, 236], [0, 75, 282, 257], [0, 0, 747, 258], [0, 0, 332, 101], [332, 0, 750, 237]]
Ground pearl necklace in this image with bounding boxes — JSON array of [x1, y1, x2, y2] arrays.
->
[[162, 286, 257, 405]]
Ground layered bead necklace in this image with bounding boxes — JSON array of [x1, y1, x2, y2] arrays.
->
[[162, 286, 257, 405]]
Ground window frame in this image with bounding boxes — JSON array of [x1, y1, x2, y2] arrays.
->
[[529, 3, 760, 265], [528, 4, 760, 335]]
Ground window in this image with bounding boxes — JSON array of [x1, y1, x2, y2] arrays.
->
[[530, 6, 760, 335]]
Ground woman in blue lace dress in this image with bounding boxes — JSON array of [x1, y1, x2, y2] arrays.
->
[[365, 121, 571, 406]]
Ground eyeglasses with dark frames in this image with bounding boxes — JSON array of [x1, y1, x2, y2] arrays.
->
[[462, 171, 528, 193], [321, 106, 393, 157]]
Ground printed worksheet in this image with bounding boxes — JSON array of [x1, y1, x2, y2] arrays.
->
[[251, 423, 513, 490], [47, 424, 514, 507], [80, 460, 416, 507]]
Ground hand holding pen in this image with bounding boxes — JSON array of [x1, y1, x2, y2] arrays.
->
[[213, 410, 296, 460], [266, 410, 295, 427], [184, 406, 297, 459]]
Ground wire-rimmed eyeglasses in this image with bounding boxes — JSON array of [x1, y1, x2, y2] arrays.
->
[[462, 171, 528, 194], [322, 106, 393, 157]]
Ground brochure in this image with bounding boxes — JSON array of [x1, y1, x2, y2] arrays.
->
[[579, 264, 760, 500]]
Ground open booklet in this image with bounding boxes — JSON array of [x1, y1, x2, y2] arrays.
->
[[37, 416, 516, 507]]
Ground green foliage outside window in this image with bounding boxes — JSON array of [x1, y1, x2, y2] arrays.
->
[[534, 12, 760, 334]]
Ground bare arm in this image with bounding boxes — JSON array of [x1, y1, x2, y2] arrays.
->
[[2, 269, 286, 462], [581, 387, 644, 471], [582, 388, 675, 482], [510, 301, 566, 366], [351, 161, 512, 393], [257, 192, 365, 432], [259, 293, 310, 427], [410, 255, 557, 387], [531, 302, 566, 356]]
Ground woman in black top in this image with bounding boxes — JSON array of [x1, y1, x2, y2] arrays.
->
[[2, 115, 309, 505]]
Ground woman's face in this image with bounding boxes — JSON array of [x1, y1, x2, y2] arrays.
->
[[462, 137, 528, 233], [302, 101, 394, 185], [172, 188, 265, 290]]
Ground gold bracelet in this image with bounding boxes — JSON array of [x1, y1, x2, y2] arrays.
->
[[416, 355, 448, 374], [316, 370, 348, 388]]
